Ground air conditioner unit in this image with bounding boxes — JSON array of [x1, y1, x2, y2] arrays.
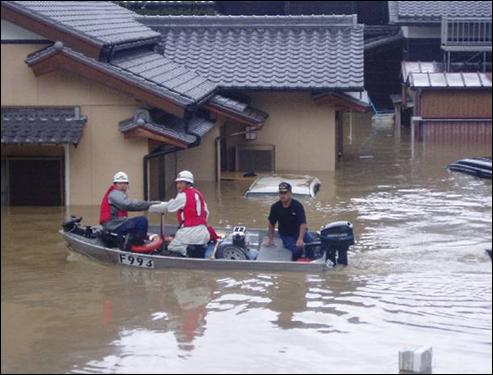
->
[[235, 144, 275, 172]]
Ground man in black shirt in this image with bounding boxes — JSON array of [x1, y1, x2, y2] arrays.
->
[[266, 182, 312, 260]]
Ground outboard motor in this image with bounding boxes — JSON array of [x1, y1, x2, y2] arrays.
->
[[320, 221, 354, 266]]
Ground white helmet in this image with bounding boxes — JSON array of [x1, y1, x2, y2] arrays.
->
[[175, 170, 194, 184], [113, 171, 129, 183]]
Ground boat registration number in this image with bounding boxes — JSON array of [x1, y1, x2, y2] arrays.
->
[[119, 254, 154, 269]]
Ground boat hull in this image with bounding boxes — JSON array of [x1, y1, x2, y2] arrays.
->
[[60, 229, 327, 273]]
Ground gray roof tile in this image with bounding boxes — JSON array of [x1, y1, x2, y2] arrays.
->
[[6, 1, 161, 46], [111, 50, 217, 102], [1, 106, 87, 145], [389, 1, 492, 24], [139, 15, 364, 90]]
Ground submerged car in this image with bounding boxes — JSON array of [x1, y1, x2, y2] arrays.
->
[[244, 174, 321, 198], [447, 157, 492, 179]]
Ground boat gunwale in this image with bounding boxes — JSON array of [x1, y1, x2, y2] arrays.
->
[[59, 230, 328, 272]]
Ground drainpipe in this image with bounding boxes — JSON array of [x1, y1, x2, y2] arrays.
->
[[142, 106, 201, 200], [64, 144, 70, 207]]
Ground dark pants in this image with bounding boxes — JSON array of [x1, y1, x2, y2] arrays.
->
[[113, 216, 148, 241], [280, 232, 313, 261]]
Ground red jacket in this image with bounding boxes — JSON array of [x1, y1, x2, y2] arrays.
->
[[100, 185, 128, 225], [176, 187, 220, 242], [177, 187, 207, 227]]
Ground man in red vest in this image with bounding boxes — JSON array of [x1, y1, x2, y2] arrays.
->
[[149, 170, 212, 256], [100, 171, 159, 248]]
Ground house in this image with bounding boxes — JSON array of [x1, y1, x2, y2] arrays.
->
[[1, 1, 365, 206], [140, 14, 366, 173], [400, 61, 491, 143], [388, 1, 492, 143], [388, 1, 492, 63]]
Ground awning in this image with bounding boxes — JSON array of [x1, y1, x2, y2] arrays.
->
[[205, 94, 269, 126], [1, 106, 87, 145], [313, 91, 370, 112], [119, 109, 215, 149]]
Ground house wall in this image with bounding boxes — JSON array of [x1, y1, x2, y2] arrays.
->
[[231, 92, 337, 171], [176, 118, 221, 182], [419, 90, 492, 119], [1, 43, 147, 205]]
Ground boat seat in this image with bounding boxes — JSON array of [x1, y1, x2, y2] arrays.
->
[[257, 236, 292, 262]]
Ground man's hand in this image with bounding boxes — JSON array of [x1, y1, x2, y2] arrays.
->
[[296, 239, 304, 249], [149, 202, 168, 213]]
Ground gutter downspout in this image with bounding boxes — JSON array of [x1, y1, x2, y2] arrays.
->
[[142, 106, 201, 200], [64, 144, 70, 207]]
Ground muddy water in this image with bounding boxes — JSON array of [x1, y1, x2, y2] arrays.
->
[[2, 116, 491, 373]]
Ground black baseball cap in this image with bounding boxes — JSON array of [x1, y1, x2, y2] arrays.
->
[[278, 182, 292, 192]]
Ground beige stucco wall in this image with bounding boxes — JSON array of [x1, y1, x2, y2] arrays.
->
[[176, 117, 222, 182], [1, 44, 147, 205], [225, 92, 337, 171], [2, 44, 337, 206]]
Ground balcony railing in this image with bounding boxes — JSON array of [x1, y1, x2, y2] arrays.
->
[[441, 16, 492, 52]]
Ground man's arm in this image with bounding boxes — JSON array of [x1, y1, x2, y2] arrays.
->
[[109, 190, 153, 211], [148, 193, 186, 213], [296, 223, 307, 248], [266, 205, 277, 246], [267, 222, 276, 246], [296, 202, 307, 248]]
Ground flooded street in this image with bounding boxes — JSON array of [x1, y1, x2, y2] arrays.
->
[[2, 115, 492, 374]]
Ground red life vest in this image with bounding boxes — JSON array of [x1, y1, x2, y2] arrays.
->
[[176, 187, 220, 242], [177, 187, 207, 227], [99, 185, 128, 225]]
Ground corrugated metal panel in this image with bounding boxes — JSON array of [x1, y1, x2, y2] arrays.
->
[[421, 121, 492, 144], [462, 73, 482, 87], [420, 90, 492, 118], [401, 61, 440, 82], [445, 73, 465, 87], [410, 72, 493, 88]]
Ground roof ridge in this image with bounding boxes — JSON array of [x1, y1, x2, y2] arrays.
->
[[138, 14, 359, 28]]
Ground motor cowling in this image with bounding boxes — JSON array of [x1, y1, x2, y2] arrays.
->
[[320, 221, 354, 266], [320, 221, 354, 247]]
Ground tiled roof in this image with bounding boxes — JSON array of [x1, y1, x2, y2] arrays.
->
[[111, 49, 217, 103], [4, 1, 161, 46], [1, 107, 87, 145], [207, 95, 269, 125], [388, 1, 492, 24], [408, 72, 492, 88], [25, 43, 217, 109], [139, 15, 364, 90], [119, 111, 214, 147]]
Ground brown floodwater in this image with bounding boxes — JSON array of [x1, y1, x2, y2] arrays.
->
[[2, 116, 492, 373]]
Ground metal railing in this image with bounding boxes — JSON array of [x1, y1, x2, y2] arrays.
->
[[441, 16, 492, 52]]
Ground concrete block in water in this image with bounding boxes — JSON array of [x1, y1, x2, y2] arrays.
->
[[399, 346, 432, 373]]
